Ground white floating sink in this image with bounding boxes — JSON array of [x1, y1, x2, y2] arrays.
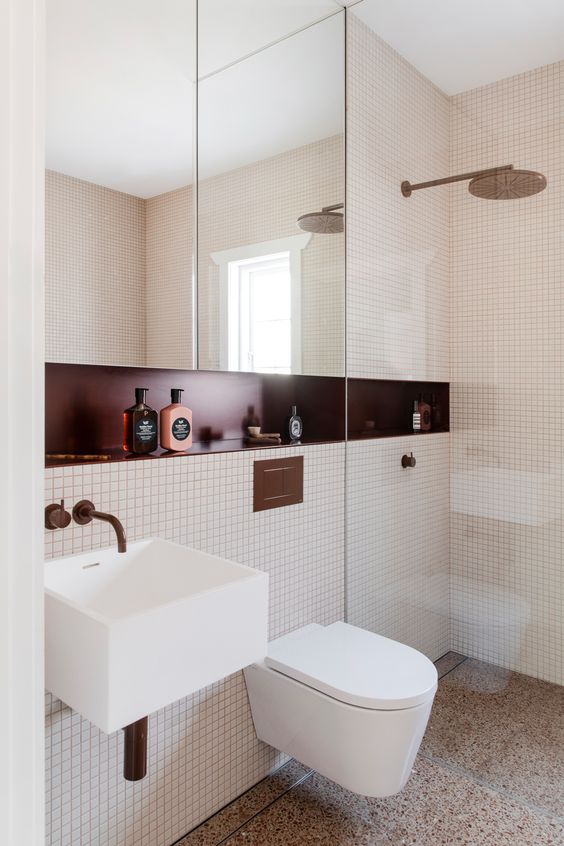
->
[[45, 538, 268, 734]]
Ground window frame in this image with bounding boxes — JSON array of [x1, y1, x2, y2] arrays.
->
[[211, 232, 312, 372]]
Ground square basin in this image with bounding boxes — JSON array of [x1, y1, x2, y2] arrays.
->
[[45, 538, 268, 734]]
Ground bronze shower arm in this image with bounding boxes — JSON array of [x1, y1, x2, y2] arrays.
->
[[401, 164, 514, 197]]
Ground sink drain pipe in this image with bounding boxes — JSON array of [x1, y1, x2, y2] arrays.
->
[[123, 716, 148, 781]]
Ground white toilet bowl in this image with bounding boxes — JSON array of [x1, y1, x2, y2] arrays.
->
[[244, 622, 437, 797]]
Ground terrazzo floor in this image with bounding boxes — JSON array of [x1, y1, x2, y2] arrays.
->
[[178, 654, 564, 846]]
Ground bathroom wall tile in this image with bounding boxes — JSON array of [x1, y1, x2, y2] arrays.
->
[[346, 434, 450, 661], [45, 171, 146, 366], [346, 14, 450, 381], [449, 61, 564, 685], [344, 13, 451, 692], [44, 443, 345, 846]]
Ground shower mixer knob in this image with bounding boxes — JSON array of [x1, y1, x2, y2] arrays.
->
[[45, 499, 72, 530], [401, 452, 416, 469]]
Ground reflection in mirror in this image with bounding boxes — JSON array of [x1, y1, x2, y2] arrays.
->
[[45, 0, 196, 368], [197, 11, 345, 376]]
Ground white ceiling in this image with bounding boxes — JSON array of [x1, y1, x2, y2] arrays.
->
[[198, 15, 344, 180], [46, 0, 563, 197], [353, 0, 564, 95], [198, 0, 345, 78], [46, 0, 197, 197], [46, 0, 345, 196]]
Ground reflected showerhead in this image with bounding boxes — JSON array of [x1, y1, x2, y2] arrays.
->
[[297, 203, 344, 234], [401, 165, 547, 200], [468, 169, 547, 199]]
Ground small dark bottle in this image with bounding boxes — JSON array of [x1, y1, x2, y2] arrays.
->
[[242, 405, 260, 434], [123, 388, 158, 454], [419, 394, 432, 432], [287, 405, 303, 443]]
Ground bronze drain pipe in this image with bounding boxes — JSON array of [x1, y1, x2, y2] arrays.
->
[[123, 716, 148, 781]]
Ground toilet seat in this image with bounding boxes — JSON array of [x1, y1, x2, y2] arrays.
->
[[265, 622, 437, 711]]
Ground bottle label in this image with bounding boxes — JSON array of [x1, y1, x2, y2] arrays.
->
[[172, 417, 191, 441], [135, 417, 156, 443], [290, 418, 302, 439]]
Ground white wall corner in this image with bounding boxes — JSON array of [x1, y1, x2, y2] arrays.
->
[[0, 0, 45, 844]]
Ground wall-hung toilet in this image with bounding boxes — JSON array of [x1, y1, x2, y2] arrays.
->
[[244, 622, 437, 798]]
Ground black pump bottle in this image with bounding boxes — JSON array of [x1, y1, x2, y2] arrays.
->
[[123, 388, 158, 454]]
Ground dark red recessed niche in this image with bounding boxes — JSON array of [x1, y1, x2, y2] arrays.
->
[[45, 365, 449, 467], [347, 378, 449, 439], [45, 364, 346, 467]]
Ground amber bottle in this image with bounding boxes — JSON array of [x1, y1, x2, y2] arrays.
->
[[419, 394, 432, 432], [123, 388, 158, 454]]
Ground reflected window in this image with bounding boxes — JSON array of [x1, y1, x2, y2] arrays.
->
[[228, 253, 292, 373], [211, 233, 311, 373]]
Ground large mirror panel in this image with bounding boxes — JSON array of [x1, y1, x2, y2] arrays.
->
[[197, 9, 345, 376], [45, 1, 345, 376], [45, 0, 197, 368]]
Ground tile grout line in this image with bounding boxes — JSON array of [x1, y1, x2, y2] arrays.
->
[[417, 752, 564, 824], [169, 762, 302, 846], [219, 769, 315, 845]]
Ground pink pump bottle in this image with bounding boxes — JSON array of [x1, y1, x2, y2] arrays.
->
[[160, 388, 192, 451]]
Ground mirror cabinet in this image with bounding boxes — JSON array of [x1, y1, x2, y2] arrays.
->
[[46, 2, 345, 378]]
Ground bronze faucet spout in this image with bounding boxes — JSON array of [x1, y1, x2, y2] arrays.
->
[[72, 500, 127, 553], [90, 510, 127, 553]]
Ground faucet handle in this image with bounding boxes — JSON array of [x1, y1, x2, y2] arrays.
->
[[72, 499, 96, 525], [45, 499, 72, 530], [401, 452, 416, 469]]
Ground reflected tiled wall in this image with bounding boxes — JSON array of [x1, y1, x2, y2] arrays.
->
[[198, 135, 345, 376], [146, 186, 193, 369], [47, 133, 344, 375], [44, 444, 345, 846], [46, 171, 146, 366], [346, 14, 449, 382], [346, 435, 450, 661], [450, 62, 564, 685]]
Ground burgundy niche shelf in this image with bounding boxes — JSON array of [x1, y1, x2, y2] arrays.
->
[[45, 364, 346, 467], [347, 378, 449, 440]]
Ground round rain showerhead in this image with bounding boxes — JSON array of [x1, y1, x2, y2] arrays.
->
[[469, 169, 547, 200], [297, 203, 344, 234], [402, 165, 547, 201]]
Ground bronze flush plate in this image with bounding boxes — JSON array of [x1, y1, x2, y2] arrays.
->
[[253, 455, 304, 512]]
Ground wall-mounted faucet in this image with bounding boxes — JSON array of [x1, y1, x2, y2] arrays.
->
[[72, 500, 127, 553]]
